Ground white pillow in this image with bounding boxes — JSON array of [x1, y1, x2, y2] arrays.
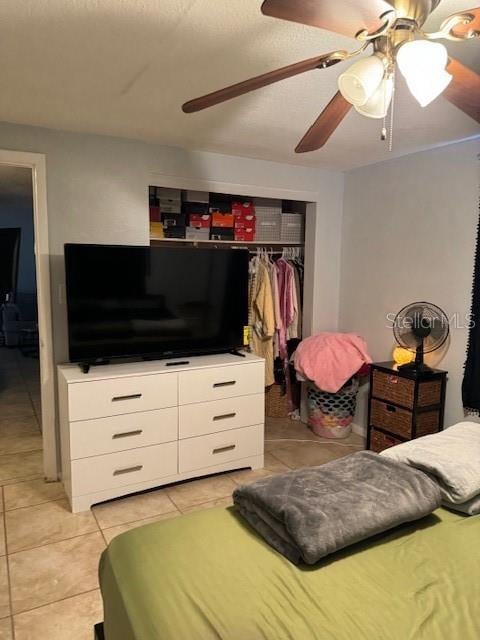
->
[[381, 421, 480, 503]]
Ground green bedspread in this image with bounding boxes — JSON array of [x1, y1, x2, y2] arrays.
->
[[99, 506, 480, 640]]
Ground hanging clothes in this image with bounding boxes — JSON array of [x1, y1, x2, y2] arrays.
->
[[248, 255, 275, 386], [248, 248, 304, 396]]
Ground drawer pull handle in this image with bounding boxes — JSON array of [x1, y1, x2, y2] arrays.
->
[[213, 381, 236, 388], [112, 394, 142, 402], [113, 465, 143, 476], [212, 444, 236, 455], [213, 413, 236, 421], [386, 404, 397, 413], [112, 430, 143, 439]]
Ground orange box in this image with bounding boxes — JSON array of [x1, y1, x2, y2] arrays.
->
[[211, 211, 234, 228]]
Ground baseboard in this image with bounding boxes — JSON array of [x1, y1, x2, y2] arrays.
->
[[351, 422, 366, 438]]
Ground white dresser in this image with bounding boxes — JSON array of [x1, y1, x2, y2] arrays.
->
[[58, 353, 265, 512]]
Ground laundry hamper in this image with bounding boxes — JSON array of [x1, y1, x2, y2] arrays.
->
[[265, 384, 290, 418], [307, 377, 359, 439]]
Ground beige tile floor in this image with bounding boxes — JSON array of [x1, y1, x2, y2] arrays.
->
[[0, 347, 365, 639]]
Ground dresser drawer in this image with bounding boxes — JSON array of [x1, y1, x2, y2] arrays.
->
[[371, 399, 441, 439], [370, 399, 413, 438], [370, 429, 403, 453], [179, 394, 264, 439], [70, 441, 178, 496], [178, 362, 264, 405], [372, 370, 415, 409], [68, 374, 177, 421], [69, 408, 178, 459], [178, 424, 264, 473]]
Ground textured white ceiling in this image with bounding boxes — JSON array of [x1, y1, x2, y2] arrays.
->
[[0, 0, 478, 170]]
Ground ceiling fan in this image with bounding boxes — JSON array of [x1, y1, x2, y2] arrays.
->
[[182, 0, 480, 153]]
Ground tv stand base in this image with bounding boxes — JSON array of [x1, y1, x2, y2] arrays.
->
[[78, 359, 112, 374], [229, 349, 247, 358]]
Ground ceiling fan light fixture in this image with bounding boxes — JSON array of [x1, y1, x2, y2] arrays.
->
[[397, 40, 453, 107], [338, 54, 386, 107], [354, 75, 394, 119]]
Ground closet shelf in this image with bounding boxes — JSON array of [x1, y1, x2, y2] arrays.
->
[[150, 238, 303, 247]]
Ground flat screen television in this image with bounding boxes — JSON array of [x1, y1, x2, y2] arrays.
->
[[64, 243, 249, 364]]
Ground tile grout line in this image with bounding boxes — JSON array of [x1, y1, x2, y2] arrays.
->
[[95, 506, 181, 533], [12, 587, 101, 619], [266, 449, 295, 470], [4, 494, 65, 513], [7, 529, 103, 557], [90, 509, 109, 547], [2, 486, 15, 640], [5, 496, 67, 515]]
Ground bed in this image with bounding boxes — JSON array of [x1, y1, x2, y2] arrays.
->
[[98, 504, 480, 640]]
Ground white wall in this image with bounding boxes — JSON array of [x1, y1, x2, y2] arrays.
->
[[339, 138, 480, 430], [0, 121, 344, 472]]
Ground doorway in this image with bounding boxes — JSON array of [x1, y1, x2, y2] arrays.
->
[[0, 150, 56, 481]]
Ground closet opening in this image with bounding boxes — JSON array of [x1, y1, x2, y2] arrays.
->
[[148, 187, 310, 419]]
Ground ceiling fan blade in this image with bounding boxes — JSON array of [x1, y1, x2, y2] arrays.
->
[[444, 59, 480, 123], [444, 6, 480, 39], [182, 52, 346, 113], [295, 92, 351, 153], [261, 0, 392, 38]]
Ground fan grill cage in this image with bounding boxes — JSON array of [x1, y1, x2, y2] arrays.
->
[[393, 302, 449, 353]]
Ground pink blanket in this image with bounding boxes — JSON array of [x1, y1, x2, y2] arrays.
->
[[294, 332, 372, 393]]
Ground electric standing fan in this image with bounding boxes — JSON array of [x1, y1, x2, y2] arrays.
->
[[393, 302, 449, 374]]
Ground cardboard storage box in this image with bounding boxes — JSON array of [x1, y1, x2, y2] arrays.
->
[[189, 214, 211, 229], [234, 228, 255, 242], [164, 226, 186, 239], [232, 201, 255, 217], [182, 201, 210, 216], [210, 227, 234, 241], [159, 199, 182, 214], [149, 222, 164, 240], [156, 187, 181, 200], [234, 214, 256, 230], [149, 206, 161, 222], [209, 200, 232, 214], [185, 190, 209, 203], [186, 227, 210, 241], [162, 213, 186, 228], [211, 211, 234, 228]]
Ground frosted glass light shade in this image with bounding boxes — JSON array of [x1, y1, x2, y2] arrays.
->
[[338, 55, 386, 107], [397, 40, 452, 107], [355, 76, 394, 118]]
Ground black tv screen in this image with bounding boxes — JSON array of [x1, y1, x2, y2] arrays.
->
[[64, 244, 249, 363]]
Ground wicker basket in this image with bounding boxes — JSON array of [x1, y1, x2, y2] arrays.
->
[[372, 370, 415, 408], [265, 384, 289, 418]]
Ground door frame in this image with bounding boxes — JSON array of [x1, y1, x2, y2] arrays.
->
[[0, 149, 57, 480]]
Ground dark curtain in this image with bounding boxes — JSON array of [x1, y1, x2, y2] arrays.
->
[[462, 195, 480, 414]]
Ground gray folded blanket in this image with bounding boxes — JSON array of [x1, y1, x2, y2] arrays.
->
[[233, 451, 441, 565]]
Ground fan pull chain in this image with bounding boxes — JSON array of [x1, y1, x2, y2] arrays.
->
[[380, 68, 396, 150], [388, 68, 396, 153]]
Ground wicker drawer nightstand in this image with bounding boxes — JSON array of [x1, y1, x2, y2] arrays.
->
[[367, 362, 447, 453]]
